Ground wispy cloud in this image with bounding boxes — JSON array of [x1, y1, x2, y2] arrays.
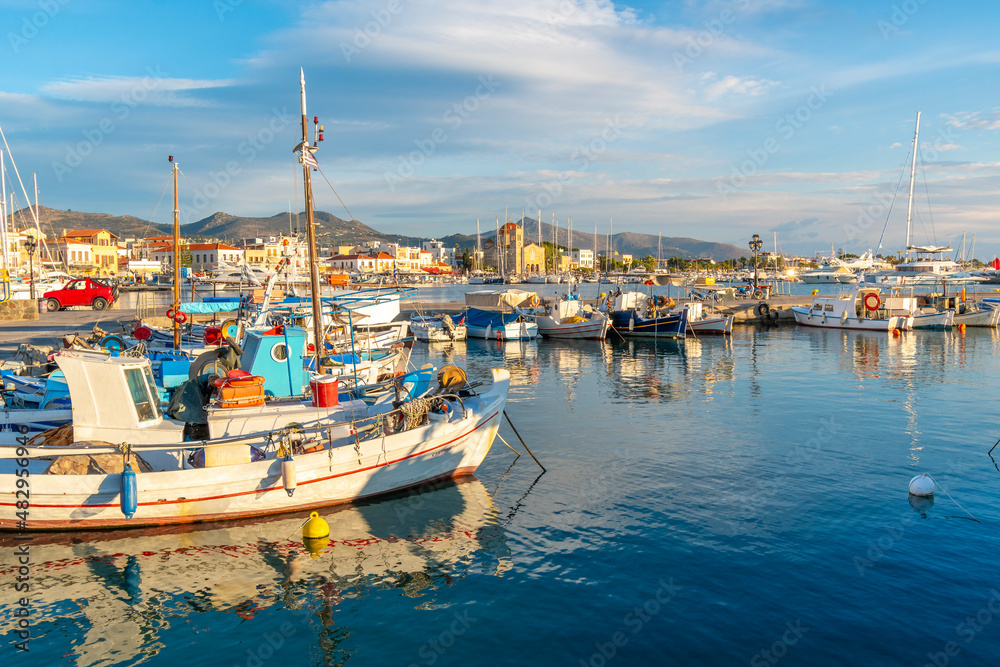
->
[[41, 74, 239, 106], [941, 107, 1000, 131]]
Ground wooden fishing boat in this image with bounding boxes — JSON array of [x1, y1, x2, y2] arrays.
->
[[0, 349, 510, 531]]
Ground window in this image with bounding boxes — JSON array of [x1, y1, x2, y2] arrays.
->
[[125, 367, 159, 422], [270, 343, 288, 362]]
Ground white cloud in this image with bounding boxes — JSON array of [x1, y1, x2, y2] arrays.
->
[[701, 73, 779, 99], [41, 74, 238, 107], [941, 108, 1000, 131]]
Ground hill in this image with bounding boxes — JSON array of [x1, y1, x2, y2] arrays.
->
[[449, 217, 746, 261], [5, 208, 745, 260]]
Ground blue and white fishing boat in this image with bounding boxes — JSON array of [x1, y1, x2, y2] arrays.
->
[[606, 290, 687, 339], [464, 289, 538, 340]]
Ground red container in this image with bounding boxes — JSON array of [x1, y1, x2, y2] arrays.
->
[[204, 326, 223, 346], [311, 376, 339, 408]]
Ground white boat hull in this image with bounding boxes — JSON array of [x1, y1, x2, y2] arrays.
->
[[791, 307, 911, 331], [536, 316, 609, 340], [467, 322, 538, 340]]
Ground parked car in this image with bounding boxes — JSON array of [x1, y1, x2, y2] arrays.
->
[[43, 278, 119, 311]]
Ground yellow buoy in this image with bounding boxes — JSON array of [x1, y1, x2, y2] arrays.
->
[[302, 511, 330, 558], [303, 511, 329, 538], [812, 289, 819, 295]]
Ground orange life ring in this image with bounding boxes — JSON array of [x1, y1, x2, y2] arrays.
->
[[529, 295, 539, 307], [175, 311, 187, 324], [165, 308, 175, 320], [863, 293, 881, 311], [213, 375, 265, 389]]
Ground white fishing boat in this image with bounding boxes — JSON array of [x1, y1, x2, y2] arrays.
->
[[0, 349, 510, 531], [791, 287, 913, 331], [410, 314, 467, 342], [519, 293, 609, 340]]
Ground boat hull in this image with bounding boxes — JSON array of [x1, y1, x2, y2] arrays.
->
[[688, 315, 734, 335], [610, 310, 687, 338], [536, 317, 609, 340], [791, 307, 911, 330], [467, 322, 538, 340]]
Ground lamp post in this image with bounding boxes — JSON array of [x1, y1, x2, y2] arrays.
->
[[24, 237, 37, 300], [749, 233, 763, 295]]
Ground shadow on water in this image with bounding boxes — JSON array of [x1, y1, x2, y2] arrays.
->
[[0, 478, 510, 667]]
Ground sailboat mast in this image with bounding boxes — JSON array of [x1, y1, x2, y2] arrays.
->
[[0, 150, 7, 272], [475, 217, 481, 272], [297, 69, 324, 372], [537, 208, 541, 273], [169, 156, 180, 350], [905, 111, 921, 259]]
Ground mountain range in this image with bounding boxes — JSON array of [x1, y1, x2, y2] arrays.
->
[[6, 207, 746, 261]]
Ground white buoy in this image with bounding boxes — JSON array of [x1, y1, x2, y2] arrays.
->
[[908, 473, 935, 497]]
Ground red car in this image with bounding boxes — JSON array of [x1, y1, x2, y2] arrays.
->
[[43, 278, 118, 311]]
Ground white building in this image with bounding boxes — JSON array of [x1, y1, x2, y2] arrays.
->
[[570, 249, 594, 269], [328, 254, 376, 272], [422, 239, 457, 268]]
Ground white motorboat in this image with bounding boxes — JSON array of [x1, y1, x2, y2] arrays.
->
[[464, 289, 538, 340], [791, 287, 913, 331], [410, 314, 467, 342]]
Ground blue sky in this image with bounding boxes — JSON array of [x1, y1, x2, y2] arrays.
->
[[2, 0, 999, 256]]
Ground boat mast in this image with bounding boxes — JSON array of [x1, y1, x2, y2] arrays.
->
[[169, 156, 180, 350], [905, 111, 921, 260], [537, 208, 541, 274], [296, 68, 324, 372], [0, 150, 7, 272], [475, 217, 481, 272]]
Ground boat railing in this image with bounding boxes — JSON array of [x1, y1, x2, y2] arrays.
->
[[2, 391, 470, 460]]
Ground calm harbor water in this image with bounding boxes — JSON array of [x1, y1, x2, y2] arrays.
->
[[5, 325, 1000, 666]]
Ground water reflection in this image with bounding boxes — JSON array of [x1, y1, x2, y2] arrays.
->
[[0, 478, 508, 667]]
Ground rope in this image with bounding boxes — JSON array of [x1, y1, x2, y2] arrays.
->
[[926, 474, 980, 523]]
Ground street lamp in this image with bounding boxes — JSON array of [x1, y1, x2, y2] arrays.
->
[[749, 233, 763, 295], [23, 237, 37, 300]]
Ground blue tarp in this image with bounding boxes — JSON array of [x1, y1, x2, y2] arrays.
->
[[179, 301, 241, 314], [465, 308, 520, 328]]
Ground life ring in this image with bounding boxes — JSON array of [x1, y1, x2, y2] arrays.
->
[[165, 308, 175, 320], [175, 311, 187, 324], [864, 293, 881, 311], [529, 295, 540, 307]]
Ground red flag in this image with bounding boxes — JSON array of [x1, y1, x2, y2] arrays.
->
[[991, 257, 1000, 271]]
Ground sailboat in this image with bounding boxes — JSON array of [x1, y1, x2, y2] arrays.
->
[[865, 112, 980, 287], [0, 70, 511, 532]]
